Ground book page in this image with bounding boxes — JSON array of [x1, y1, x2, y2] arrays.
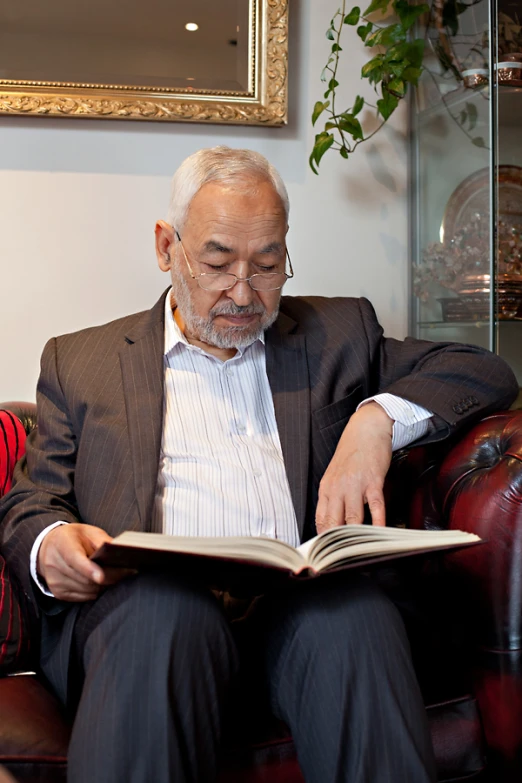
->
[[106, 531, 306, 572], [302, 526, 480, 571]]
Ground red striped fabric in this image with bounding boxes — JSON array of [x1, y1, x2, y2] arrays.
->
[[0, 410, 29, 672], [0, 410, 26, 496]]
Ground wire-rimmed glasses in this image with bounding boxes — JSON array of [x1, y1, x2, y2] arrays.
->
[[175, 231, 294, 292]]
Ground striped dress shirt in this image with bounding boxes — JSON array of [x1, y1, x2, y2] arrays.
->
[[152, 296, 300, 546]]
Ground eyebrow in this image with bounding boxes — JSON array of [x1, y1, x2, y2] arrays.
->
[[202, 240, 284, 254], [258, 241, 284, 254], [203, 240, 233, 253]]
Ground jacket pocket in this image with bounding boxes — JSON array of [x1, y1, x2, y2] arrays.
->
[[313, 386, 362, 431]]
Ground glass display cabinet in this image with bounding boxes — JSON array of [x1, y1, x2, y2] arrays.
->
[[410, 0, 522, 388]]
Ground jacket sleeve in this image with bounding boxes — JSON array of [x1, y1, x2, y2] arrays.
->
[[358, 297, 519, 438], [0, 338, 81, 604]]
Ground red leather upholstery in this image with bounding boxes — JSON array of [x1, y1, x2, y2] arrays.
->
[[1, 404, 521, 782], [0, 409, 33, 675], [0, 676, 68, 782], [420, 412, 522, 778]]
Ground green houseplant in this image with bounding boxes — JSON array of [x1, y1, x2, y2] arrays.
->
[[310, 0, 487, 173], [310, 0, 429, 173]]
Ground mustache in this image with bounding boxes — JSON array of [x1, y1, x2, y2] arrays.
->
[[209, 302, 266, 318]]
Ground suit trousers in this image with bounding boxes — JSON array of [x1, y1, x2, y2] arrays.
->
[[54, 572, 436, 783]]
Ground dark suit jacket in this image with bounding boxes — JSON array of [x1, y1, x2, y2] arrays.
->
[[0, 290, 519, 611]]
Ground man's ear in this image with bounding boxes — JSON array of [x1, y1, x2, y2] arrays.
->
[[155, 221, 175, 272]]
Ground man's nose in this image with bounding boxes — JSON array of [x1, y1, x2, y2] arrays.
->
[[226, 277, 255, 306]]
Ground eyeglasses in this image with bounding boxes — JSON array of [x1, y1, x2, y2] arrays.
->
[[174, 231, 294, 292]]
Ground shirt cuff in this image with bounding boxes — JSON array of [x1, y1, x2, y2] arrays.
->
[[357, 393, 433, 451], [30, 521, 69, 597]]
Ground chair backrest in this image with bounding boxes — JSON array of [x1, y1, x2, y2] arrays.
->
[[0, 410, 29, 498], [0, 406, 35, 673]]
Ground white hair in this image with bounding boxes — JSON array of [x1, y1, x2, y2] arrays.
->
[[166, 146, 290, 230]]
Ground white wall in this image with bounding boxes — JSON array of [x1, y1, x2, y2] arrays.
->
[[0, 0, 409, 402]]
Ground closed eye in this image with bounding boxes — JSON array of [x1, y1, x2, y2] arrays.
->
[[204, 263, 231, 272]]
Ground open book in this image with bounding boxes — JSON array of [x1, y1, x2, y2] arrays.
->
[[92, 526, 481, 592]]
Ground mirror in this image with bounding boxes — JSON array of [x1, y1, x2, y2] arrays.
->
[[0, 0, 288, 125]]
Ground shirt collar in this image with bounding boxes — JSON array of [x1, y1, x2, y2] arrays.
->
[[163, 287, 265, 359], [164, 289, 190, 356]]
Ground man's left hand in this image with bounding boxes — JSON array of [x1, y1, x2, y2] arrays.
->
[[315, 402, 394, 533]]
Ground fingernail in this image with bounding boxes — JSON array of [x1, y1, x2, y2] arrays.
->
[[92, 570, 103, 583]]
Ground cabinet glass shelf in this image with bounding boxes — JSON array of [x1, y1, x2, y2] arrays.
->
[[409, 0, 522, 387]]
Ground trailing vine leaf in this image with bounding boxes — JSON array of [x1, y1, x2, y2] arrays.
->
[[394, 0, 429, 30], [392, 39, 424, 69], [366, 24, 405, 48], [402, 66, 422, 85], [472, 137, 486, 148], [387, 78, 406, 97], [357, 22, 373, 41], [339, 113, 364, 139], [377, 89, 399, 120], [364, 0, 391, 15], [312, 100, 330, 126], [353, 95, 364, 115], [344, 6, 361, 25], [361, 55, 385, 80], [309, 131, 335, 174]]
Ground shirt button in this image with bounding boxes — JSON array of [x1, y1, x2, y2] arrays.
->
[[253, 469, 262, 477], [237, 425, 246, 435], [225, 367, 234, 377]]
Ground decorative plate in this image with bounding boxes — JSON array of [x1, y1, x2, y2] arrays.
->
[[442, 165, 522, 242]]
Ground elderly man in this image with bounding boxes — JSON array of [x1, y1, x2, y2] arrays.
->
[[0, 147, 518, 783]]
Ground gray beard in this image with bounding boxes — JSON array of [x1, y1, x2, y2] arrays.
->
[[171, 273, 279, 350]]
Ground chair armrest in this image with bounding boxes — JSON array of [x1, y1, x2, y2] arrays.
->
[[423, 410, 522, 651]]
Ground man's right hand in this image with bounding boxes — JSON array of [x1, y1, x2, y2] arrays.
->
[[37, 523, 132, 601]]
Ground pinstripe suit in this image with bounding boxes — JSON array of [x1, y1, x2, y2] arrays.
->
[[0, 289, 518, 783]]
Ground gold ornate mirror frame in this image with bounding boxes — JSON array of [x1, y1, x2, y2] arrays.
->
[[0, 0, 288, 126]]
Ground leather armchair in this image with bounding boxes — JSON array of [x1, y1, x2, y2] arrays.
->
[[1, 401, 521, 783]]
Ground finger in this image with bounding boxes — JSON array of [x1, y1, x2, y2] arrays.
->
[[50, 547, 100, 586], [315, 490, 330, 531], [316, 498, 345, 533], [63, 544, 105, 584], [40, 552, 98, 600], [44, 570, 102, 601], [365, 489, 386, 527], [343, 492, 365, 525]]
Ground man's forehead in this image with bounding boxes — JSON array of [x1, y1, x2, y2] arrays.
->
[[186, 180, 285, 221], [183, 186, 286, 245]]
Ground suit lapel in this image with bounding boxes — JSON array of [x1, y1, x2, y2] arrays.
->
[[119, 291, 167, 532], [265, 313, 310, 540]]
